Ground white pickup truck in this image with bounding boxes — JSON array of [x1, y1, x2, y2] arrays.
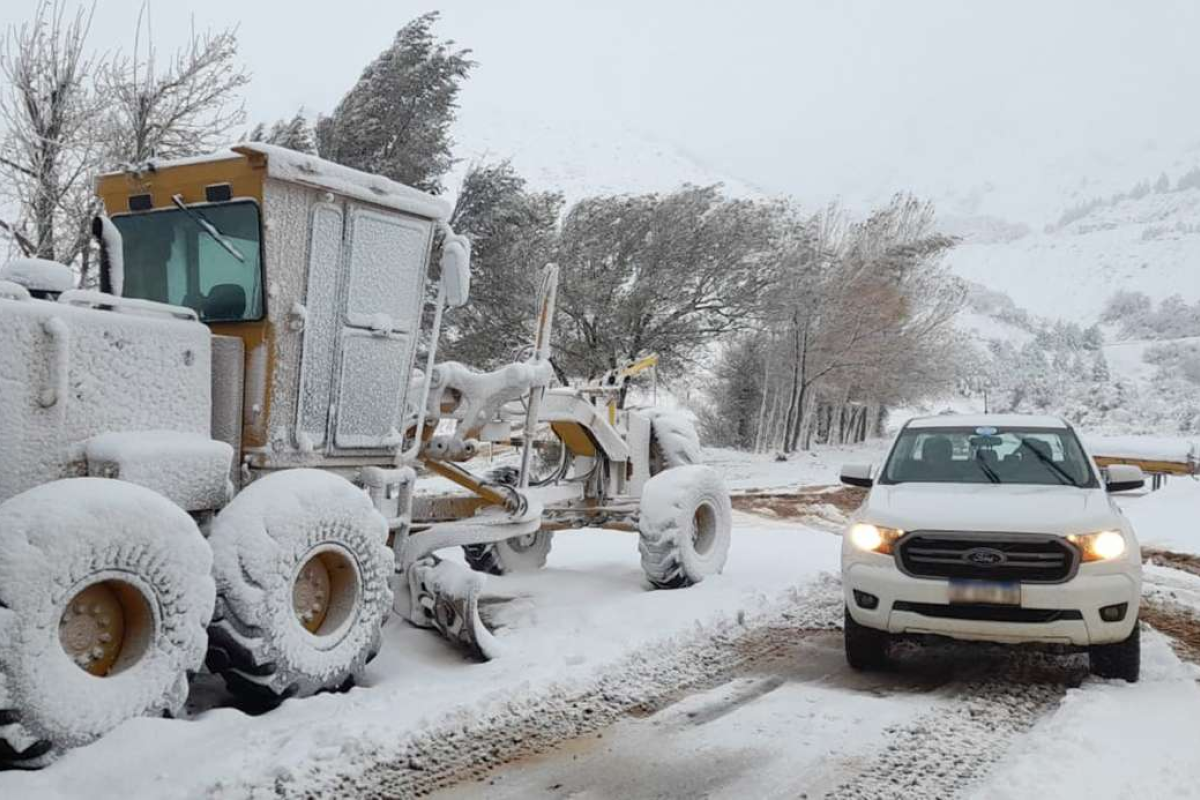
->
[[840, 414, 1144, 682]]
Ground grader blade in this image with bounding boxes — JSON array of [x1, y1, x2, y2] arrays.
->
[[407, 557, 503, 660]]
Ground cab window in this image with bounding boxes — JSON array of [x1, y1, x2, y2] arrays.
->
[[113, 200, 264, 323]]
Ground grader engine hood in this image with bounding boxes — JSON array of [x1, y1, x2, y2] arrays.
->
[[0, 291, 215, 505]]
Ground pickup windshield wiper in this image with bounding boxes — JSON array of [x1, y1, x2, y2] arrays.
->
[[171, 194, 246, 263], [1017, 437, 1081, 487], [973, 454, 1001, 484]]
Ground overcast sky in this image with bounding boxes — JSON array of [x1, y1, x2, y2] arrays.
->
[[4, 1, 1200, 213]]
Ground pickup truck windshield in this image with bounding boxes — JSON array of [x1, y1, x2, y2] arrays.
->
[[112, 200, 264, 323], [881, 426, 1098, 487]]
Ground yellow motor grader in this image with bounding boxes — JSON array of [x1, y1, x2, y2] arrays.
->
[[0, 144, 731, 767]]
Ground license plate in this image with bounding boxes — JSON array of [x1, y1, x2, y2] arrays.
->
[[948, 579, 1020, 605]]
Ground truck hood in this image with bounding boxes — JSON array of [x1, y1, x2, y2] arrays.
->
[[861, 482, 1119, 535]]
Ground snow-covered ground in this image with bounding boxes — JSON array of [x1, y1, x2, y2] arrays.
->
[[4, 438, 1200, 799]]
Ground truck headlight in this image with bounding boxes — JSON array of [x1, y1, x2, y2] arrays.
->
[[1067, 530, 1126, 562], [848, 523, 904, 554]]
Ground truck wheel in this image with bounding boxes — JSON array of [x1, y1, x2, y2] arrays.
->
[[206, 470, 392, 704], [1089, 621, 1140, 682], [646, 410, 702, 474], [844, 607, 889, 671], [638, 465, 732, 588], [0, 479, 214, 768], [462, 466, 554, 575]]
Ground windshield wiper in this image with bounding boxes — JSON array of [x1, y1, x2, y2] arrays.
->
[[171, 194, 246, 263], [1017, 437, 1081, 487], [973, 454, 1001, 484]]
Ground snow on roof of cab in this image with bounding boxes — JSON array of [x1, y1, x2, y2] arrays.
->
[[906, 413, 1069, 430], [100, 144, 452, 222], [233, 143, 451, 221]]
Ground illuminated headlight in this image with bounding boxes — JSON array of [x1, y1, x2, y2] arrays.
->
[[1067, 530, 1127, 562], [848, 523, 904, 554]]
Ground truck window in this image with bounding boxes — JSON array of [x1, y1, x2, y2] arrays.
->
[[112, 200, 264, 323]]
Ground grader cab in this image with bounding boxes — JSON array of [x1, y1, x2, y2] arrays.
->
[[0, 144, 731, 768]]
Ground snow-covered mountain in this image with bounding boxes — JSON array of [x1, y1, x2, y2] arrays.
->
[[946, 187, 1200, 324], [448, 102, 767, 205]]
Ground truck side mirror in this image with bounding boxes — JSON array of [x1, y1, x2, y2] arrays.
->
[[1104, 464, 1145, 493], [841, 463, 874, 488], [440, 233, 471, 309]]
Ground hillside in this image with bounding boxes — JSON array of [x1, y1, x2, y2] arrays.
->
[[946, 187, 1200, 325], [448, 103, 765, 205]]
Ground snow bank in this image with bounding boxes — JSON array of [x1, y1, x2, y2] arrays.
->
[[971, 631, 1200, 800], [1117, 478, 1200, 555]]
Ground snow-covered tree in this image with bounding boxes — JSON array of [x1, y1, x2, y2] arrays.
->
[[316, 12, 474, 193], [441, 160, 562, 368], [0, 1, 102, 265], [552, 186, 786, 382], [101, 20, 249, 165], [248, 110, 316, 154]]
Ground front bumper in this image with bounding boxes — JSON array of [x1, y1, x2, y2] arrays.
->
[[843, 557, 1141, 646]]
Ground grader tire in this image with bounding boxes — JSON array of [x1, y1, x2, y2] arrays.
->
[[645, 410, 703, 474], [638, 465, 732, 589], [205, 470, 392, 705], [0, 479, 214, 768], [462, 466, 554, 575]]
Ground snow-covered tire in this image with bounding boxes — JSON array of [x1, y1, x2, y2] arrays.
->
[[645, 410, 703, 474], [844, 607, 889, 671], [0, 479, 214, 768], [462, 466, 554, 575], [463, 532, 554, 575], [206, 470, 392, 704], [638, 465, 731, 589], [1089, 621, 1140, 682]]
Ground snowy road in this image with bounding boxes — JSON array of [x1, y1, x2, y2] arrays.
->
[[4, 444, 1200, 800]]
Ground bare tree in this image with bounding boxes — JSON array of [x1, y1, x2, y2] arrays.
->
[[701, 195, 965, 453], [101, 10, 249, 165], [0, 0, 102, 265]]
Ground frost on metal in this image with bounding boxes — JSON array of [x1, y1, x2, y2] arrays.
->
[[0, 295, 212, 504], [84, 431, 233, 511], [426, 361, 555, 438]]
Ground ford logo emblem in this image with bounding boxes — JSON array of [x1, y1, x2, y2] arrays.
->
[[964, 548, 1007, 566]]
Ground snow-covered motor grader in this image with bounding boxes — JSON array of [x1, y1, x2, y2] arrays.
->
[[0, 144, 732, 767]]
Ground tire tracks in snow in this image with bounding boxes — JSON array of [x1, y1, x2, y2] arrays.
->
[[821, 653, 1075, 800], [300, 578, 846, 799]]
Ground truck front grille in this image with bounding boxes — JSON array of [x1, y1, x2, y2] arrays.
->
[[896, 532, 1078, 584]]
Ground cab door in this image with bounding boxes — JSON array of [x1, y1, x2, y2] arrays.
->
[[331, 206, 432, 450]]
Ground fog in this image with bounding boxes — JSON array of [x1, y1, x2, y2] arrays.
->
[[3, 0, 1200, 214]]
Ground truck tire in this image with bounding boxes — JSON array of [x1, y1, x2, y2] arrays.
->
[[638, 465, 732, 588], [462, 466, 553, 575], [1089, 621, 1140, 682], [206, 470, 392, 704], [844, 607, 889, 671], [646, 410, 702, 474], [0, 479, 214, 768]]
